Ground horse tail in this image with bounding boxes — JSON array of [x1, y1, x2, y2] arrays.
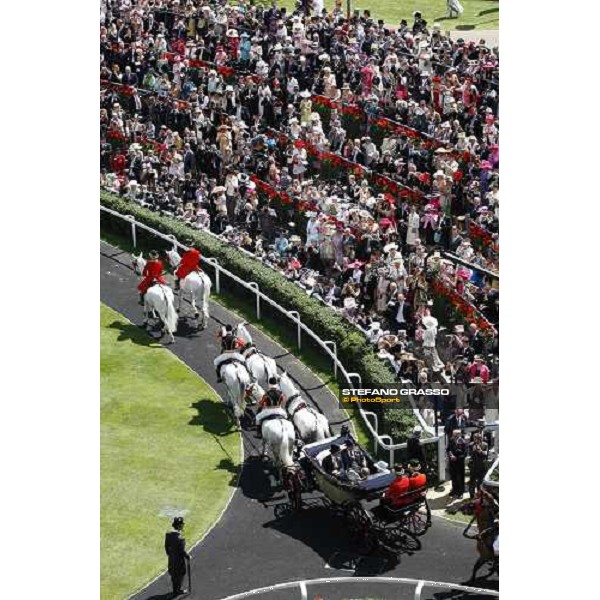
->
[[279, 421, 293, 467], [164, 288, 179, 333], [202, 272, 211, 318]]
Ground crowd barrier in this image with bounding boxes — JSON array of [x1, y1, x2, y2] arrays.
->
[[215, 576, 500, 600]]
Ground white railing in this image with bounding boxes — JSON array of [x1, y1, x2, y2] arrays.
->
[[100, 205, 448, 478], [215, 576, 499, 600]]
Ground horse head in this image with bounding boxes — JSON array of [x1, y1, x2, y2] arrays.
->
[[245, 381, 265, 404], [131, 252, 146, 275], [278, 371, 296, 397], [166, 245, 181, 269]]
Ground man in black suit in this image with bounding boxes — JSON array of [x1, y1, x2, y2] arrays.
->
[[447, 429, 467, 498], [341, 439, 369, 479], [445, 408, 468, 440], [165, 517, 190, 597], [322, 444, 343, 477], [387, 292, 412, 334]]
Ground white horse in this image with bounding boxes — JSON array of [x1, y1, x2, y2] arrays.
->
[[235, 322, 278, 389], [132, 252, 179, 343], [279, 372, 331, 443], [258, 411, 296, 468], [165, 245, 212, 329], [219, 357, 264, 424]]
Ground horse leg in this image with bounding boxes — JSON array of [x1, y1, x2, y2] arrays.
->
[[177, 288, 183, 314], [469, 557, 486, 583]]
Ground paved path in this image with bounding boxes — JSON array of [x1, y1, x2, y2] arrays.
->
[[100, 241, 497, 600], [449, 29, 499, 47]]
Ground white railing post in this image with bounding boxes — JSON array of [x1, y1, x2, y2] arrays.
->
[[203, 257, 220, 293], [414, 580, 425, 600], [299, 581, 307, 600], [346, 372, 362, 387], [323, 341, 337, 378], [288, 311, 301, 349], [362, 410, 378, 435], [248, 282, 260, 320], [126, 214, 137, 248], [379, 434, 393, 464], [438, 434, 447, 483]]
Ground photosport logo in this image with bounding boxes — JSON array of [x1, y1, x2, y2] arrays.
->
[[338, 383, 499, 410]]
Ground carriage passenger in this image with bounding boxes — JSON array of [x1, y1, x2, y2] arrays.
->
[[384, 461, 427, 508], [407, 459, 427, 490], [137, 250, 167, 305], [322, 443, 344, 477], [174, 240, 202, 290], [341, 439, 370, 479], [384, 466, 411, 506]]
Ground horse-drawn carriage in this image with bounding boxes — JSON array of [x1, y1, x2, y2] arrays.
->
[[280, 430, 432, 555]]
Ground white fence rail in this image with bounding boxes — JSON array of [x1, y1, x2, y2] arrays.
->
[[101, 205, 449, 477], [215, 576, 500, 600]]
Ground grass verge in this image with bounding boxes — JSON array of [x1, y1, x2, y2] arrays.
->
[[255, 0, 499, 31], [101, 303, 241, 600]]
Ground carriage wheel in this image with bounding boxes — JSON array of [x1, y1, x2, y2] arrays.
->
[[344, 503, 377, 552], [402, 502, 432, 537]]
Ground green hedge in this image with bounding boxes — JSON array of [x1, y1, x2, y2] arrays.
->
[[101, 190, 417, 441]]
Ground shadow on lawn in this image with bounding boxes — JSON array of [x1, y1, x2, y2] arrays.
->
[[107, 320, 162, 347], [189, 398, 238, 437]]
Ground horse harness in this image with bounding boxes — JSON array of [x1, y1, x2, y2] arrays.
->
[[286, 393, 308, 418]]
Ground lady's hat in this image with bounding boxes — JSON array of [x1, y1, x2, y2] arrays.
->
[[299, 89, 312, 98], [383, 242, 398, 253], [422, 315, 438, 329], [238, 173, 250, 183]]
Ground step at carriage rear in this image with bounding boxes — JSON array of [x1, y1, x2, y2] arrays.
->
[[280, 431, 432, 555]]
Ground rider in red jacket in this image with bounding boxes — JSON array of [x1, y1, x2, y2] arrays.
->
[[138, 250, 167, 304], [175, 241, 201, 290]]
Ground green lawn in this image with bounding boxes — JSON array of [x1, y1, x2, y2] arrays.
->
[[101, 304, 241, 600], [259, 0, 499, 30]]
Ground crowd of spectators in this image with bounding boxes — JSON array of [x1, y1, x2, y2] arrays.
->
[[100, 0, 499, 386]]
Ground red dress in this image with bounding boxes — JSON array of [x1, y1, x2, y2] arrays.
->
[[138, 259, 167, 294], [175, 248, 201, 279]]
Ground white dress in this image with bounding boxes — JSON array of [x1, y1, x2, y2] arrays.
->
[[406, 212, 421, 246]]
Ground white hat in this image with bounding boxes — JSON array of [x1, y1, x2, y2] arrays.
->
[[421, 315, 438, 329]]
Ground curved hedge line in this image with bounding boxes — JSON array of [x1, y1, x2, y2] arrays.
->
[[100, 191, 396, 387]]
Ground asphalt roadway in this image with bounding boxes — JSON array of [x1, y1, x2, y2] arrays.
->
[[100, 241, 498, 600]]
